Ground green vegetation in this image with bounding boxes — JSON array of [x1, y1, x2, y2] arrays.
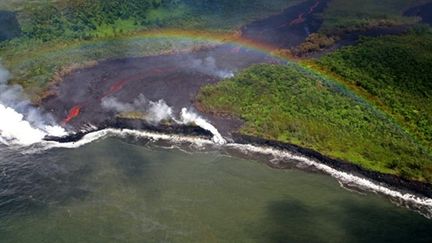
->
[[17, 0, 179, 41], [318, 32, 432, 150], [319, 0, 424, 33], [198, 64, 432, 182]]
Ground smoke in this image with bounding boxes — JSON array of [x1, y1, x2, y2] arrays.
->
[[0, 104, 46, 145], [147, 100, 174, 123], [0, 64, 66, 145], [101, 94, 226, 144], [101, 94, 173, 124], [101, 96, 135, 113], [189, 56, 234, 79]]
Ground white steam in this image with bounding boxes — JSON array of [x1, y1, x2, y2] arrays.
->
[[0, 104, 46, 145], [101, 94, 173, 124], [190, 56, 234, 79], [100, 96, 135, 112], [101, 94, 226, 144], [148, 99, 174, 123], [0, 64, 66, 145]]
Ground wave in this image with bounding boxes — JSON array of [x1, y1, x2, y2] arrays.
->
[[22, 127, 432, 218], [1, 120, 431, 218], [225, 143, 432, 218], [30, 128, 214, 151]]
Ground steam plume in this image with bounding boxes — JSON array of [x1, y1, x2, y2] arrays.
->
[[101, 94, 226, 144], [0, 64, 66, 145], [101, 94, 173, 124], [189, 56, 234, 78]]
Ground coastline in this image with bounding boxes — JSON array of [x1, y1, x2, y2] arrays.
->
[[45, 121, 432, 199], [231, 133, 432, 198]]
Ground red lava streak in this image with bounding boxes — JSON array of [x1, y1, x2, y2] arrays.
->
[[62, 66, 179, 126], [289, 0, 320, 26], [273, 0, 321, 29], [290, 0, 321, 25], [63, 105, 81, 125], [109, 79, 129, 93]]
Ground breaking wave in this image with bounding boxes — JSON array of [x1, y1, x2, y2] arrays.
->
[[7, 124, 427, 218], [1, 120, 431, 218], [226, 143, 432, 219]]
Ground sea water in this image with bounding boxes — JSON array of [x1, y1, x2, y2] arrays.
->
[[0, 137, 431, 243]]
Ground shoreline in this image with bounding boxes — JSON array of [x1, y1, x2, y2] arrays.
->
[[44, 117, 214, 143], [45, 121, 432, 199], [231, 133, 432, 198]]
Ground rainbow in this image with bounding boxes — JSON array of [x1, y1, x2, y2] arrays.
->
[[86, 29, 291, 60], [23, 28, 419, 145], [108, 28, 293, 60], [6, 29, 285, 66], [82, 29, 409, 128], [120, 29, 421, 146], [12, 28, 293, 70], [39, 28, 391, 110], [54, 29, 382, 110]]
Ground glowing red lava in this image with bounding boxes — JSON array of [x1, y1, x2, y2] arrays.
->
[[63, 105, 81, 125], [62, 67, 174, 125]]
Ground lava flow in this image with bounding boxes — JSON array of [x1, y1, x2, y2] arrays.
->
[[62, 105, 81, 125], [61, 66, 176, 125], [289, 0, 321, 26], [256, 0, 322, 35], [109, 79, 128, 93]]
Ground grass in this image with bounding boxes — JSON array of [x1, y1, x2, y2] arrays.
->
[[197, 64, 432, 182]]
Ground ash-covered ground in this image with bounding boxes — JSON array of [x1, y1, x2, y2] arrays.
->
[[42, 44, 283, 137], [241, 0, 329, 48]]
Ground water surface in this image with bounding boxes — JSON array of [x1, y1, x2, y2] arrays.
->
[[0, 137, 431, 242]]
